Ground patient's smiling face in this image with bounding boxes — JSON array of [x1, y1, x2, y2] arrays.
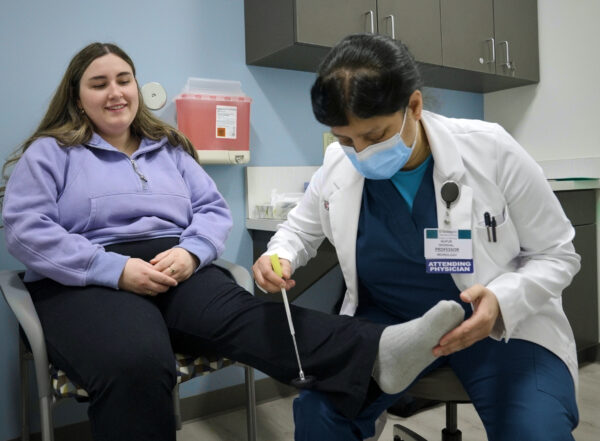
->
[[78, 53, 139, 144]]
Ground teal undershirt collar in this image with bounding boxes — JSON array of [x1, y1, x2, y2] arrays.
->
[[390, 155, 433, 212]]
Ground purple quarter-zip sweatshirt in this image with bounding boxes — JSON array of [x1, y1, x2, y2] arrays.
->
[[2, 134, 232, 289]]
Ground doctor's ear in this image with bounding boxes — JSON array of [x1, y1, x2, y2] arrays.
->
[[407, 90, 423, 121]]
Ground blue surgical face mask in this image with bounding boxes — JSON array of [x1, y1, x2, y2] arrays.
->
[[341, 110, 418, 180]]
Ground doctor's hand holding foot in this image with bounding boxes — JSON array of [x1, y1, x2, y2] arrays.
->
[[434, 284, 500, 357]]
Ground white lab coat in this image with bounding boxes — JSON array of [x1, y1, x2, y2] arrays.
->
[[266, 110, 580, 387]]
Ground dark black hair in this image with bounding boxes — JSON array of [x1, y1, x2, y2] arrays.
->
[[311, 33, 423, 126]]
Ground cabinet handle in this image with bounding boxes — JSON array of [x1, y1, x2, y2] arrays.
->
[[384, 15, 395, 40], [479, 38, 495, 64], [499, 40, 515, 74], [365, 10, 375, 33]]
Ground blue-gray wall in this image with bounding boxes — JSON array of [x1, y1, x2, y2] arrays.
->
[[0, 1, 482, 439]]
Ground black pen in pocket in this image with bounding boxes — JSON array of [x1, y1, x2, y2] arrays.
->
[[484, 212, 492, 242]]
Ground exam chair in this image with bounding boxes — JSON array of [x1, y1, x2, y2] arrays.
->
[[0, 259, 257, 441], [392, 366, 471, 441]]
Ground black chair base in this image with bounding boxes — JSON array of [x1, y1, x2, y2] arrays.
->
[[393, 423, 427, 441], [393, 424, 462, 441], [392, 401, 463, 441], [442, 427, 462, 441]]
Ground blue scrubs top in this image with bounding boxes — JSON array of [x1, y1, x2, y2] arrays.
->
[[356, 157, 469, 323]]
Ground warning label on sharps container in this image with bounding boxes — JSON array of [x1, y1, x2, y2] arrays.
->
[[216, 105, 237, 139]]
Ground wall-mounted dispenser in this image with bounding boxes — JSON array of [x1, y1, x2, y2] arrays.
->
[[175, 78, 251, 164]]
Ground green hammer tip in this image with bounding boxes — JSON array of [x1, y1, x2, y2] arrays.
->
[[270, 254, 283, 277]]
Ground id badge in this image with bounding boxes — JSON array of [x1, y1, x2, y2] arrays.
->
[[424, 229, 473, 274]]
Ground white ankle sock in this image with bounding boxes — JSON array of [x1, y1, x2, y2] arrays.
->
[[372, 300, 464, 394]]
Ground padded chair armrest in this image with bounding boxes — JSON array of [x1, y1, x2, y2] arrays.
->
[[0, 270, 53, 399], [213, 259, 254, 295]]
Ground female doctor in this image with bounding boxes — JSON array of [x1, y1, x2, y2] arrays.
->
[[253, 33, 580, 440]]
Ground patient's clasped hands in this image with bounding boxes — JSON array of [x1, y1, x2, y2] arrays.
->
[[118, 247, 199, 296]]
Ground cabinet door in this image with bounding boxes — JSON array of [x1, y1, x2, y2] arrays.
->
[[440, 0, 495, 73], [377, 0, 442, 65], [493, 0, 539, 82], [563, 223, 599, 355], [295, 0, 378, 47]]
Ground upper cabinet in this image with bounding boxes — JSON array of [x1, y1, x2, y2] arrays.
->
[[296, 0, 442, 65], [378, 0, 442, 65], [441, 0, 496, 74], [492, 0, 539, 82], [294, 0, 377, 48], [441, 0, 539, 82], [244, 0, 539, 93]]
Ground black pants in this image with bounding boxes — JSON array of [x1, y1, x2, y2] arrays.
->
[[27, 238, 384, 441]]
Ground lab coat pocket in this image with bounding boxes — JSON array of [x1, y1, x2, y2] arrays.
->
[[473, 205, 520, 268]]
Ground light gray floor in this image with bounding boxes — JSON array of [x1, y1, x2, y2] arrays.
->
[[178, 362, 600, 441]]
